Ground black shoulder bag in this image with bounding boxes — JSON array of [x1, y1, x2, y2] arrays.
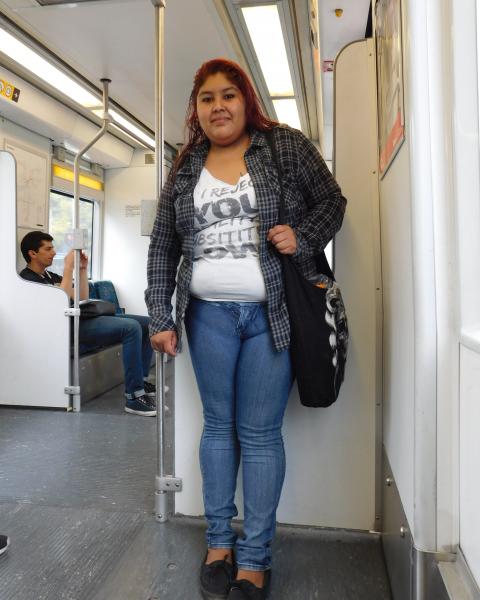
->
[[266, 129, 349, 407]]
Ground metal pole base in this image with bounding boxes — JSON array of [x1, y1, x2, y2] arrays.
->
[[155, 491, 168, 523]]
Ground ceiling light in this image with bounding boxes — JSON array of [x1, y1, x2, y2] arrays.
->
[[241, 5, 294, 97], [37, 0, 100, 4], [109, 123, 150, 149], [91, 108, 154, 148], [272, 98, 301, 130], [109, 110, 155, 148], [0, 27, 100, 107], [0, 22, 154, 149]]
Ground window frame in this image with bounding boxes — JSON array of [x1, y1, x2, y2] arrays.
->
[[48, 188, 98, 281]]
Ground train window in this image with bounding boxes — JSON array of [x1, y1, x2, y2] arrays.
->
[[48, 191, 94, 279]]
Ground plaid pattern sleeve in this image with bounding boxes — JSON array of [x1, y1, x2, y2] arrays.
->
[[277, 128, 347, 261], [145, 172, 182, 337]]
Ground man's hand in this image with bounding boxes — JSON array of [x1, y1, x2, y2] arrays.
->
[[63, 250, 89, 300], [79, 251, 88, 271], [267, 225, 297, 255], [150, 331, 177, 357], [64, 249, 88, 271]]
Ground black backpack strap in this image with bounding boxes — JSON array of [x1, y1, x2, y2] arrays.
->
[[264, 127, 335, 281]]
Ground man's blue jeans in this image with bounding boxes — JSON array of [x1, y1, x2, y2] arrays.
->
[[185, 298, 292, 571], [79, 314, 153, 398]]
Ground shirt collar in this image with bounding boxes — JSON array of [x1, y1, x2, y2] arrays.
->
[[176, 128, 269, 179], [248, 129, 269, 150], [186, 128, 268, 159]]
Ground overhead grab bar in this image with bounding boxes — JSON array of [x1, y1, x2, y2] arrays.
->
[[71, 78, 111, 412]]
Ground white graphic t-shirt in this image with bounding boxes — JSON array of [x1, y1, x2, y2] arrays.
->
[[190, 168, 267, 302]]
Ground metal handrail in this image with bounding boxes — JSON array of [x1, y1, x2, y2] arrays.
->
[[151, 0, 173, 523], [71, 79, 111, 412]]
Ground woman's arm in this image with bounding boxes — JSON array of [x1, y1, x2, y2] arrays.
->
[[145, 174, 182, 338], [290, 131, 347, 259]]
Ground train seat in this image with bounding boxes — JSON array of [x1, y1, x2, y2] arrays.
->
[[78, 279, 125, 402], [79, 279, 152, 403], [93, 280, 125, 315], [88, 280, 98, 299]]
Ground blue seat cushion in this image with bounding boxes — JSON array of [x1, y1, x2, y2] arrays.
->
[[93, 280, 124, 315], [88, 281, 98, 299]]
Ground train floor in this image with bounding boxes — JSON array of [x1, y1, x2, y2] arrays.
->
[[0, 384, 392, 600]]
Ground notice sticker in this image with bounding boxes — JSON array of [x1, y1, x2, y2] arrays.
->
[[125, 204, 141, 218], [0, 78, 20, 103]]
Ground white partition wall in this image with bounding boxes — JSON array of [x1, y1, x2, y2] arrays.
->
[[380, 0, 459, 554], [452, 0, 480, 590], [0, 151, 70, 408], [377, 0, 480, 595], [103, 151, 155, 315], [175, 39, 382, 530]]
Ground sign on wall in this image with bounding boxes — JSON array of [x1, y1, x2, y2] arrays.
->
[[375, 0, 405, 177], [4, 139, 50, 230], [0, 77, 20, 103]]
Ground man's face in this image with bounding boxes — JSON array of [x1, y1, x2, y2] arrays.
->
[[29, 240, 56, 268]]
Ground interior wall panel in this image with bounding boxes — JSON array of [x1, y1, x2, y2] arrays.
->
[[103, 152, 155, 315], [459, 344, 480, 586], [0, 151, 70, 408], [379, 144, 415, 534], [377, 0, 416, 536]]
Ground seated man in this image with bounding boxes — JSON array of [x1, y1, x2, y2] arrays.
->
[[20, 231, 156, 417]]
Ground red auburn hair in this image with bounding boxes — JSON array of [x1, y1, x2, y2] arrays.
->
[[173, 58, 277, 175]]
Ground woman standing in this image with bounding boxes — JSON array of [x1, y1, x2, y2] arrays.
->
[[146, 58, 346, 600]]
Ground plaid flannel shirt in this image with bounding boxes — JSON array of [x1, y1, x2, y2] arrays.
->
[[145, 125, 347, 352]]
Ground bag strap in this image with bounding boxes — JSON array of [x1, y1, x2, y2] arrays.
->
[[265, 127, 335, 281]]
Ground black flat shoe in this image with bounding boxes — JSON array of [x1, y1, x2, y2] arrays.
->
[[200, 552, 235, 600], [228, 570, 271, 600]]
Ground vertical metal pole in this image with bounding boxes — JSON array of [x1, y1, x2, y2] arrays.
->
[[155, 353, 168, 521], [152, 0, 168, 522], [72, 79, 110, 411], [152, 1, 165, 216]]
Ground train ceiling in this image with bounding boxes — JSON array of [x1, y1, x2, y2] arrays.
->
[[0, 0, 371, 157]]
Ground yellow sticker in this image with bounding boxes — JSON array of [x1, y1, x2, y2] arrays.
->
[[0, 78, 20, 103]]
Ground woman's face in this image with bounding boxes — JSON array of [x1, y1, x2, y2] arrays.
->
[[196, 72, 247, 147]]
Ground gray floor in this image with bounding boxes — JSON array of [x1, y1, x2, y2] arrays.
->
[[0, 386, 392, 600]]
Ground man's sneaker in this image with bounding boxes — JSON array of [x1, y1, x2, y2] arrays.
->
[[0, 535, 10, 556], [124, 395, 157, 417], [143, 381, 156, 397], [143, 381, 169, 397]]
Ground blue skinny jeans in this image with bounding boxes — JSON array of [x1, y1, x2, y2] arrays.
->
[[79, 314, 153, 398], [185, 298, 292, 571]]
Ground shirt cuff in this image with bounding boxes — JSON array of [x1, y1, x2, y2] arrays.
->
[[148, 314, 176, 338], [292, 229, 314, 261]]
